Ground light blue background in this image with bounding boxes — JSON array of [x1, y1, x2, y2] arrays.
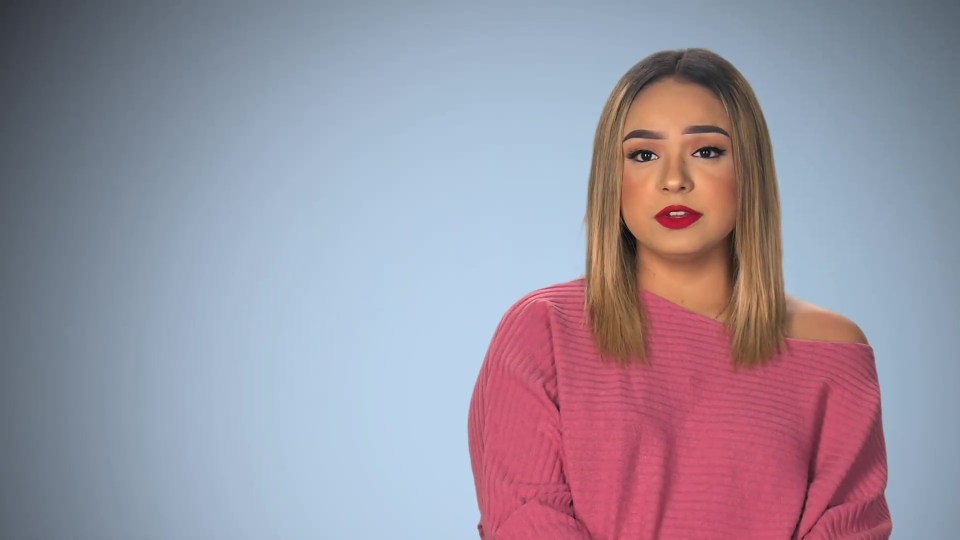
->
[[1, 1, 956, 538]]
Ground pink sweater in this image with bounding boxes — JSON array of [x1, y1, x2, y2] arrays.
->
[[467, 277, 892, 539]]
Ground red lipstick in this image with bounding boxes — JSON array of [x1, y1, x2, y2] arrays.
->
[[655, 205, 702, 229]]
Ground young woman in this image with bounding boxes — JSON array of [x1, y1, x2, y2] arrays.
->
[[467, 48, 892, 539]]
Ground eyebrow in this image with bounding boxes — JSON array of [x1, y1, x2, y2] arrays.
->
[[622, 125, 730, 142]]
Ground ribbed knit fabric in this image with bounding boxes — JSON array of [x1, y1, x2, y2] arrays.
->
[[467, 277, 892, 539]]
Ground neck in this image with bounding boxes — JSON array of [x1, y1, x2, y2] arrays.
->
[[636, 241, 734, 322]]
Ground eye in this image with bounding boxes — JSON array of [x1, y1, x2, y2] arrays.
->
[[694, 146, 727, 159], [626, 149, 658, 163], [626, 146, 727, 163]]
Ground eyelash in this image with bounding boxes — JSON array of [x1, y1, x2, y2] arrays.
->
[[626, 146, 727, 162]]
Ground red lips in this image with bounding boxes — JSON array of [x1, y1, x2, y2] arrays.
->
[[656, 205, 701, 217], [655, 205, 702, 229]]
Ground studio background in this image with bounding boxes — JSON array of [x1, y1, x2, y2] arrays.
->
[[1, 1, 956, 538]]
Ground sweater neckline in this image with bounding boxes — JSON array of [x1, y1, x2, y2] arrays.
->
[[639, 288, 875, 354]]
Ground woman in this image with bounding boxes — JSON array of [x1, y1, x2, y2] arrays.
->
[[467, 48, 892, 539]]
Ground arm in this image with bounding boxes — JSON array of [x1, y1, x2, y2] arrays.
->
[[796, 345, 893, 539], [467, 296, 593, 540]]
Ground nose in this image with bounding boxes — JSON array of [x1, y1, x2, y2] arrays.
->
[[659, 155, 693, 193]]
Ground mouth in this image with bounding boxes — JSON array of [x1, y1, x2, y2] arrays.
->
[[656, 205, 702, 218], [655, 205, 702, 229]]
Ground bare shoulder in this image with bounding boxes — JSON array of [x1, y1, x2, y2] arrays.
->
[[784, 294, 870, 345]]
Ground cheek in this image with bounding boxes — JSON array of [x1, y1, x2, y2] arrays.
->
[[715, 168, 739, 225], [619, 175, 657, 241], [620, 172, 647, 220], [620, 166, 651, 201], [723, 164, 738, 198]]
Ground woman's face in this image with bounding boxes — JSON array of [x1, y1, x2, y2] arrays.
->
[[620, 77, 737, 263]]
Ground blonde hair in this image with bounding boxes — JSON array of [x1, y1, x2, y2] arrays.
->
[[583, 47, 786, 371]]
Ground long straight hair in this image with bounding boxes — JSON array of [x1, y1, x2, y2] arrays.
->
[[584, 48, 787, 371]]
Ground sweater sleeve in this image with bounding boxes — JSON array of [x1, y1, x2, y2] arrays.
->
[[467, 296, 593, 540], [796, 345, 893, 539]]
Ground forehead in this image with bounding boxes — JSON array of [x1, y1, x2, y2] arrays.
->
[[623, 78, 729, 130]]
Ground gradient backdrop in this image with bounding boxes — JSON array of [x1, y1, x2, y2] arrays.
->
[[1, 1, 957, 538]]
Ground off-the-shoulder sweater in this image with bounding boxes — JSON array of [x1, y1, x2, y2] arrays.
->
[[467, 277, 892, 539]]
